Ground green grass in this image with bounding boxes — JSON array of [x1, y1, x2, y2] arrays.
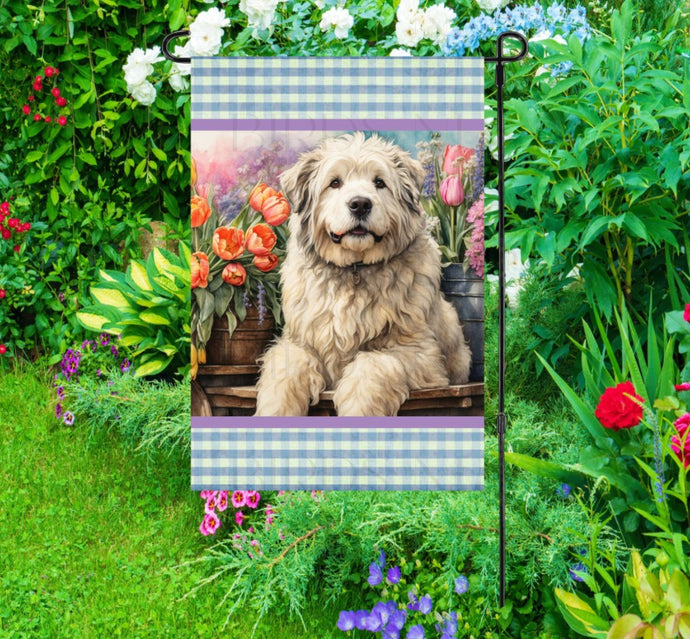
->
[[0, 363, 341, 638]]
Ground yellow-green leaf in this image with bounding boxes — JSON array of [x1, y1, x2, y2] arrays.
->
[[140, 310, 171, 325], [134, 356, 172, 377], [91, 287, 132, 310], [76, 311, 110, 332], [129, 260, 153, 291]]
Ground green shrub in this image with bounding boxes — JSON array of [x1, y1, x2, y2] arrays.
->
[[504, 1, 690, 320]]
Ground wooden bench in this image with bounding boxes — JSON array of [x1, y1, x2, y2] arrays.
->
[[193, 364, 484, 417]]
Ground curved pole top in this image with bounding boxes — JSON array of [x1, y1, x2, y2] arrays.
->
[[485, 31, 528, 63], [162, 30, 191, 63]]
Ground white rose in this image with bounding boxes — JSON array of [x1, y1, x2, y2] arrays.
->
[[239, 0, 280, 32], [389, 47, 412, 56], [475, 0, 510, 13], [189, 24, 224, 56], [130, 81, 157, 106], [395, 17, 424, 47], [396, 0, 419, 23], [312, 0, 325, 8], [320, 7, 354, 39], [422, 4, 456, 46], [192, 7, 231, 30], [169, 69, 189, 92], [123, 46, 163, 89]]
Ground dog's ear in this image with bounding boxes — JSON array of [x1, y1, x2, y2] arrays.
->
[[395, 153, 426, 215], [279, 150, 321, 220]]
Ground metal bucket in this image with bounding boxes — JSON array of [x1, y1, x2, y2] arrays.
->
[[441, 263, 484, 382]]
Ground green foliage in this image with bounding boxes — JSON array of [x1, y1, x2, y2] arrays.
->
[[64, 372, 191, 456], [0, 0, 191, 357], [504, 1, 690, 319], [77, 246, 190, 378], [556, 551, 690, 639]]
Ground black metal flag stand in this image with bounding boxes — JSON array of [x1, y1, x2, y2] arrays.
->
[[163, 30, 529, 610]]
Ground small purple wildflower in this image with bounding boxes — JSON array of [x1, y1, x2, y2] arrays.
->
[[337, 611, 356, 631], [81, 340, 90, 350], [120, 359, 131, 373], [368, 562, 383, 586], [110, 345, 119, 358], [418, 594, 432, 615], [55, 402, 63, 418], [99, 333, 110, 346], [407, 624, 425, 639], [63, 411, 75, 426], [569, 562, 587, 582], [56, 386, 65, 400], [96, 369, 102, 377], [454, 575, 469, 594], [558, 483, 571, 498], [387, 566, 401, 584], [58, 292, 65, 303]]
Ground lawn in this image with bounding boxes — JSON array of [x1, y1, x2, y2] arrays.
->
[[0, 364, 342, 638]]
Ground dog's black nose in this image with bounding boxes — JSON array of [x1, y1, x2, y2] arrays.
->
[[348, 197, 372, 219]]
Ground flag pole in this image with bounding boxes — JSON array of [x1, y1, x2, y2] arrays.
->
[[485, 31, 528, 607]]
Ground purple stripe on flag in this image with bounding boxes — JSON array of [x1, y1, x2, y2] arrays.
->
[[191, 416, 484, 429], [191, 118, 485, 132]]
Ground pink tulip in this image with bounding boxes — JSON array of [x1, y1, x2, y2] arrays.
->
[[440, 175, 464, 206], [442, 145, 474, 176]]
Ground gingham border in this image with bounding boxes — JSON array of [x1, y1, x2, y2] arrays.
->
[[191, 428, 484, 491], [191, 57, 484, 121]]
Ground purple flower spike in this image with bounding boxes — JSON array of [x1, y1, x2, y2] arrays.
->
[[387, 566, 401, 584], [336, 610, 356, 631]]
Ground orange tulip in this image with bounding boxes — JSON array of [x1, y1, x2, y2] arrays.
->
[[213, 226, 245, 260], [222, 262, 246, 286], [442, 145, 474, 176], [245, 224, 276, 256], [191, 252, 209, 289], [261, 193, 290, 226], [253, 253, 279, 272], [191, 195, 211, 228], [249, 183, 278, 212]]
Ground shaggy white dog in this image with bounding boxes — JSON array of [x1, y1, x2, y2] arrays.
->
[[255, 132, 471, 416]]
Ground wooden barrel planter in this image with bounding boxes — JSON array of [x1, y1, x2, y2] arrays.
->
[[204, 305, 275, 366], [441, 263, 484, 383]]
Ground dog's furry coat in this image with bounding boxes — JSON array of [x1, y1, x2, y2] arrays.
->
[[255, 133, 471, 416]]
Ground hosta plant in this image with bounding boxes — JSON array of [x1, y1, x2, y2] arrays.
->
[[77, 245, 190, 378]]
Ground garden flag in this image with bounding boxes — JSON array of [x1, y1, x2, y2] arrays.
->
[[190, 58, 486, 491]]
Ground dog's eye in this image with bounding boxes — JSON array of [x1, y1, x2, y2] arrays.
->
[[329, 178, 341, 189], [374, 178, 386, 189]]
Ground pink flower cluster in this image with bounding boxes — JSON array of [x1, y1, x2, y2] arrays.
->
[[199, 490, 228, 536], [671, 413, 690, 469], [231, 489, 261, 527], [465, 194, 485, 277]]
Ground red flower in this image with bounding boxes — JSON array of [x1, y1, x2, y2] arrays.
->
[[1, 229, 10, 240], [671, 413, 690, 469], [0, 345, 6, 355], [0, 290, 5, 299], [35, 75, 43, 83], [45, 66, 55, 77], [0, 202, 9, 214], [213, 226, 245, 260], [58, 116, 67, 126], [245, 224, 277, 256], [261, 194, 290, 226], [52, 87, 60, 98], [56, 96, 67, 107], [253, 253, 279, 272], [22, 105, 30, 115], [191, 252, 209, 289], [33, 114, 42, 122], [676, 383, 690, 392], [22, 222, 31, 232], [28, 95, 34, 102], [594, 381, 645, 431], [221, 262, 247, 286], [7, 218, 18, 228], [44, 116, 51, 123], [13, 245, 19, 253], [32, 82, 42, 92], [684, 303, 690, 322]]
